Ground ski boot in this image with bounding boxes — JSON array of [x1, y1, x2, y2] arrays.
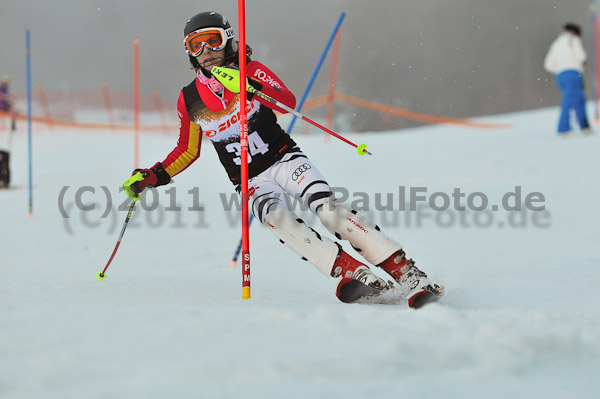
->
[[378, 250, 444, 308], [332, 246, 389, 303]]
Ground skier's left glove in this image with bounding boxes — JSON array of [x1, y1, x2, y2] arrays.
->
[[123, 162, 171, 199], [246, 79, 263, 101]]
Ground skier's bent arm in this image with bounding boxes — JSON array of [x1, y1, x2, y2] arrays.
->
[[246, 61, 296, 113], [122, 93, 202, 199]]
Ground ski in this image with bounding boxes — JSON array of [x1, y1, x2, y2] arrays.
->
[[407, 284, 445, 309], [337, 278, 387, 304], [337, 279, 444, 309]]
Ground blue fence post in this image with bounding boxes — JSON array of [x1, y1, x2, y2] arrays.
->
[[287, 12, 346, 134]]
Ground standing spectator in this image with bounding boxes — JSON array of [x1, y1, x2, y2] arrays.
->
[[0, 75, 12, 112], [0, 76, 11, 188], [544, 23, 592, 136], [0, 75, 16, 131]]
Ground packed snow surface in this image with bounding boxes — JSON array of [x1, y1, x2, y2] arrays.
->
[[1, 106, 599, 398]]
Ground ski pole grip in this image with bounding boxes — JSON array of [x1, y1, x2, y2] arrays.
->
[[211, 66, 256, 94], [122, 173, 144, 200]]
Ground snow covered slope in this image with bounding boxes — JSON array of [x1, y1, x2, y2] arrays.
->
[[1, 107, 599, 398]]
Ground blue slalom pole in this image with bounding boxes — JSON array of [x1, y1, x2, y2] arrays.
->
[[229, 12, 346, 266], [287, 12, 346, 134], [26, 29, 33, 216]]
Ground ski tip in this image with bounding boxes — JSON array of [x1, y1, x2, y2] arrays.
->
[[337, 278, 386, 304], [229, 260, 237, 268], [408, 285, 444, 309], [408, 291, 437, 309]]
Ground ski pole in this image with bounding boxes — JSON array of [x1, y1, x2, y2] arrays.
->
[[211, 66, 372, 156], [253, 88, 371, 156], [96, 198, 138, 281]]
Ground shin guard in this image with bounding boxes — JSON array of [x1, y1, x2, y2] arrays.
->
[[318, 199, 402, 265], [264, 208, 339, 276]]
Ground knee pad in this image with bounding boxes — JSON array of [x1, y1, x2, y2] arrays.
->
[[318, 199, 401, 265]]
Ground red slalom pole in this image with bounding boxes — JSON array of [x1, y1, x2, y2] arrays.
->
[[238, 0, 251, 299], [101, 82, 117, 129], [36, 85, 53, 130], [96, 200, 138, 281]]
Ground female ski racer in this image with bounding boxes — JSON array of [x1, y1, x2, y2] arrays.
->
[[123, 11, 442, 307]]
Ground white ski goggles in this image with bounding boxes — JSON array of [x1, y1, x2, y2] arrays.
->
[[184, 27, 234, 57]]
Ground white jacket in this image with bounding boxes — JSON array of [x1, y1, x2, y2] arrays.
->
[[544, 32, 587, 74]]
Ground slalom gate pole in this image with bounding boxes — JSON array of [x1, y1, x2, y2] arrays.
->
[[133, 36, 140, 169], [101, 82, 117, 128], [152, 91, 171, 136], [96, 199, 138, 281], [230, 12, 347, 267], [287, 12, 346, 134], [36, 85, 53, 130], [26, 29, 33, 216], [238, 0, 251, 299]]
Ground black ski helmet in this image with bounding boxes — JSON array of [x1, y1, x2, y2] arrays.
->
[[184, 11, 235, 70]]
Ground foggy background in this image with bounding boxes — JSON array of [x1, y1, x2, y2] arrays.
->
[[0, 0, 592, 131]]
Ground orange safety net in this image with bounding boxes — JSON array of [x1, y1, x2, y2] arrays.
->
[[333, 93, 513, 130], [0, 86, 512, 132]]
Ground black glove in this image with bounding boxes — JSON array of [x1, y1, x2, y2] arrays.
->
[[123, 162, 171, 199], [247, 78, 263, 101]]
